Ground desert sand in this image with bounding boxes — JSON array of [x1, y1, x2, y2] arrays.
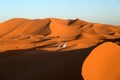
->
[[82, 42, 120, 80], [0, 18, 120, 80]]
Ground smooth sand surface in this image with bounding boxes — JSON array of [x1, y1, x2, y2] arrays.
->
[[82, 42, 120, 80], [0, 18, 120, 80]]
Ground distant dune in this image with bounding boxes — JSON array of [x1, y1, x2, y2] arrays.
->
[[0, 18, 120, 80], [0, 18, 120, 52]]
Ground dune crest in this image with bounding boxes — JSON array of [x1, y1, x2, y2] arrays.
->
[[0, 18, 120, 52], [0, 18, 120, 80]]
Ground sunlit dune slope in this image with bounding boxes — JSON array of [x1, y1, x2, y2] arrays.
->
[[82, 42, 120, 80], [0, 18, 120, 52]]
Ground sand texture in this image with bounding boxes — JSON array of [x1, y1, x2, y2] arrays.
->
[[0, 18, 120, 80]]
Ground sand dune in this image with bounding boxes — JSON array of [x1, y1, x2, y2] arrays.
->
[[0, 18, 120, 80], [0, 18, 50, 39], [0, 18, 120, 52], [82, 42, 120, 80], [0, 18, 27, 37]]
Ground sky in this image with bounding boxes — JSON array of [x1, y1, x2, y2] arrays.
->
[[0, 0, 120, 25]]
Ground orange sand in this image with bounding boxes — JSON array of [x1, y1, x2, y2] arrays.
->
[[0, 18, 120, 52], [0, 18, 120, 80], [82, 42, 120, 80]]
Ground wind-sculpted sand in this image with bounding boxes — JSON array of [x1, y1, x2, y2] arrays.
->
[[0, 18, 120, 80], [82, 42, 120, 80]]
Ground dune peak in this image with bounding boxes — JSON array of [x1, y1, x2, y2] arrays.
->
[[0, 17, 120, 52]]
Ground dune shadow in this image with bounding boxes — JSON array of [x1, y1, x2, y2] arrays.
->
[[31, 38, 51, 43], [0, 44, 100, 80]]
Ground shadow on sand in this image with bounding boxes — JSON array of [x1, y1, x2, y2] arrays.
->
[[0, 44, 99, 80]]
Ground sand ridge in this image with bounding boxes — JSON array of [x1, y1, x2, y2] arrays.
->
[[0, 18, 120, 80], [0, 18, 120, 52]]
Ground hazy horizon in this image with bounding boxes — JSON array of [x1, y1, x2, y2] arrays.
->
[[0, 0, 120, 25]]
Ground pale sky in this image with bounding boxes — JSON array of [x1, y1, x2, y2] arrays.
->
[[0, 0, 120, 25]]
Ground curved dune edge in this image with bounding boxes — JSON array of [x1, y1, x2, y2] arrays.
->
[[0, 18, 120, 52], [82, 42, 120, 80]]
